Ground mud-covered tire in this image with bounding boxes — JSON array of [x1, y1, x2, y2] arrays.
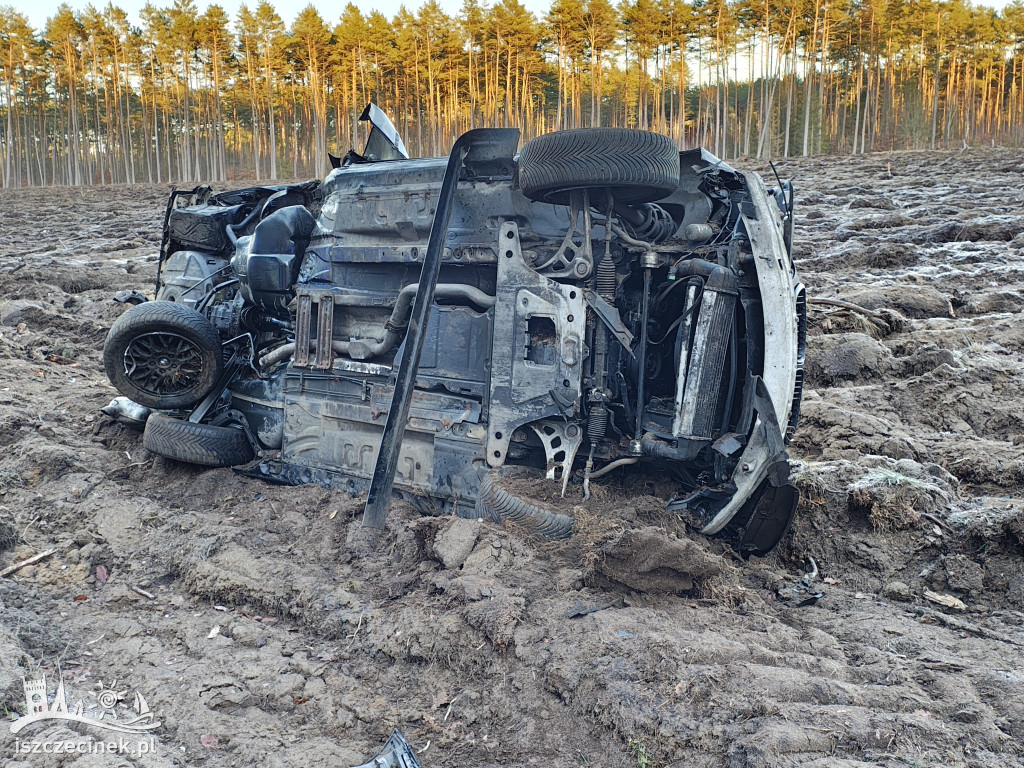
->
[[103, 301, 223, 410], [517, 128, 680, 205], [474, 466, 574, 539], [726, 479, 799, 557], [143, 412, 253, 467]]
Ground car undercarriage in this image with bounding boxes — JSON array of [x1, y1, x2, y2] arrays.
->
[[102, 105, 805, 555]]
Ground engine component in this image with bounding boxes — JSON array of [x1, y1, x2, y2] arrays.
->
[[207, 294, 244, 337], [168, 203, 249, 255], [684, 222, 716, 242], [157, 250, 230, 308], [231, 206, 317, 314], [672, 260, 739, 439]]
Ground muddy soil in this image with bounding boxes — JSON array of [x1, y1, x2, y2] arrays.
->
[[2, 150, 1024, 768]]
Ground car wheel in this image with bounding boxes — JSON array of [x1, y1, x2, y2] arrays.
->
[[473, 466, 574, 539], [143, 412, 254, 467], [517, 128, 680, 205], [103, 301, 223, 410]]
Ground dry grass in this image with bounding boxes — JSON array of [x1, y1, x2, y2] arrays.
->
[[851, 467, 952, 532]]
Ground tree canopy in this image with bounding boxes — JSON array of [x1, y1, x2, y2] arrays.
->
[[1, 0, 1022, 186]]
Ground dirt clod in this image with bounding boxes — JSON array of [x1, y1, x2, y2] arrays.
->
[[434, 518, 481, 569], [587, 526, 728, 593], [805, 332, 894, 385]]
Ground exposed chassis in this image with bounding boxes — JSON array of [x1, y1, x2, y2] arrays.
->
[[102, 107, 804, 554]]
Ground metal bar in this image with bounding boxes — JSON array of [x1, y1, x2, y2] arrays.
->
[[188, 355, 244, 423], [315, 298, 334, 370], [582, 288, 635, 355], [294, 294, 312, 367], [361, 138, 470, 529], [155, 188, 182, 295]]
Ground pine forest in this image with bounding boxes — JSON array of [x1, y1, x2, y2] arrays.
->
[[1, 0, 1023, 186]]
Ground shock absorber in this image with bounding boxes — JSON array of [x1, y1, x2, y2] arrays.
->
[[634, 256, 654, 440], [587, 388, 610, 440]]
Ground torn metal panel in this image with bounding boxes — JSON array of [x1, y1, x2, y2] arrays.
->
[[349, 729, 422, 768]]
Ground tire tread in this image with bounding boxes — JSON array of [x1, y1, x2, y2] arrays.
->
[[143, 412, 253, 467], [518, 128, 680, 204]]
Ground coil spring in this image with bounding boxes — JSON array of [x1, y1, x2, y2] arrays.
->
[[587, 404, 609, 441], [621, 203, 676, 244]]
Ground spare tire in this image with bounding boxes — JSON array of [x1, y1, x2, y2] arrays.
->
[[472, 466, 574, 539], [518, 128, 680, 205], [143, 412, 254, 467], [103, 301, 223, 410]]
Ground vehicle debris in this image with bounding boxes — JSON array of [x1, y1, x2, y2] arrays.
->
[[776, 556, 824, 606], [101, 104, 803, 554], [101, 396, 152, 426], [567, 596, 624, 618], [112, 290, 148, 305], [349, 729, 422, 768]]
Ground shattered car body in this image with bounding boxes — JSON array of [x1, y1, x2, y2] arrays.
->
[[103, 106, 804, 554]]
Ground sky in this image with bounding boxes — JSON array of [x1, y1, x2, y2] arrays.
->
[[17, 0, 1018, 33]]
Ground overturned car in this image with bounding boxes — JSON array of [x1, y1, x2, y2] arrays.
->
[[103, 106, 805, 554]]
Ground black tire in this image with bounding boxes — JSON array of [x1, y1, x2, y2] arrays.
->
[[726, 479, 799, 557], [474, 466, 574, 540], [103, 301, 223, 410], [143, 412, 254, 467], [518, 128, 680, 205]]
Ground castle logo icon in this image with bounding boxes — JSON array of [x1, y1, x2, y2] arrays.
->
[[10, 670, 161, 735]]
